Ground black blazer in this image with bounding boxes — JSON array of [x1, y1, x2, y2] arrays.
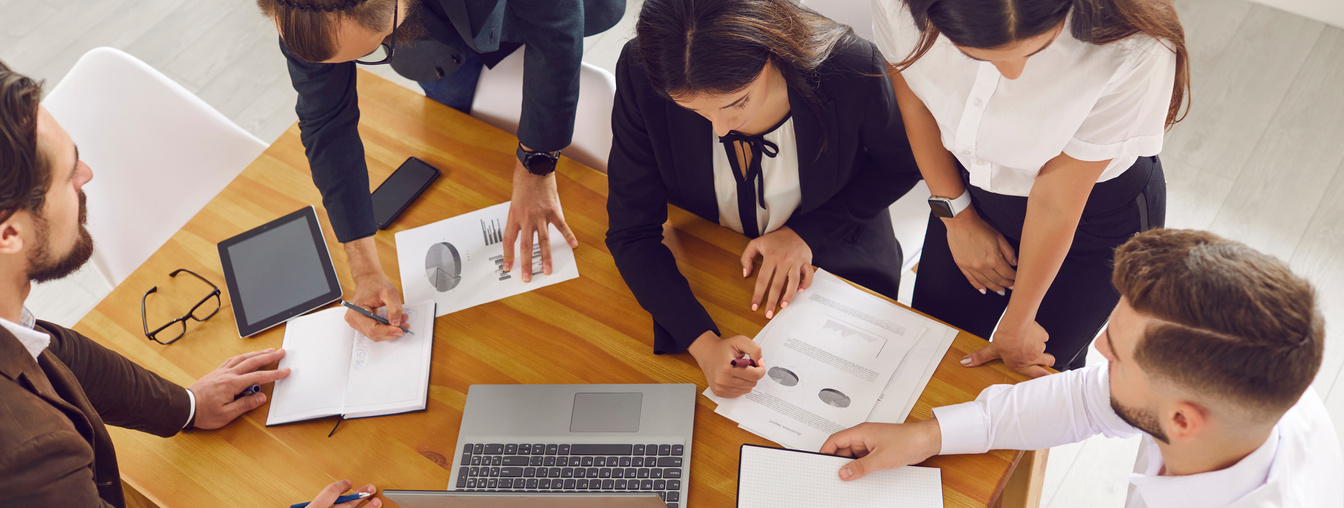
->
[[280, 0, 624, 243], [605, 38, 919, 355]]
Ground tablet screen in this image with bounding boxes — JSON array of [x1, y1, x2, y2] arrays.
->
[[218, 207, 342, 337]]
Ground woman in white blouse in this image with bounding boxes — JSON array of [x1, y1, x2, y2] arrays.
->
[[871, 0, 1190, 376]]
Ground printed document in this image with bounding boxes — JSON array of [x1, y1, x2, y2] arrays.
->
[[711, 270, 927, 451], [395, 201, 579, 317]]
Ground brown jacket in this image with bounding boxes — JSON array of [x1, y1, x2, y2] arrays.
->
[[0, 320, 190, 507]]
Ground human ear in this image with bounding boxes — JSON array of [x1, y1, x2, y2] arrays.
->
[[1167, 401, 1207, 442], [0, 218, 27, 256]]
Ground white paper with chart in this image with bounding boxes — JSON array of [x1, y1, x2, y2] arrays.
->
[[737, 445, 943, 508], [265, 300, 436, 426], [394, 201, 580, 317], [709, 270, 928, 451]]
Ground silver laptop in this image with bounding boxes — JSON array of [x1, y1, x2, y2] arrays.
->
[[387, 383, 695, 508]]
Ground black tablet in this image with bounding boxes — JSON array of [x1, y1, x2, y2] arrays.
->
[[217, 206, 342, 337]]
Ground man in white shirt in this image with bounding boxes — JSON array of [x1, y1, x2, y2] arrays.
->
[[0, 60, 379, 507], [821, 228, 1342, 507]]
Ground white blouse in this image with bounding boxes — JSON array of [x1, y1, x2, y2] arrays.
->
[[712, 117, 803, 236], [870, 0, 1177, 197]]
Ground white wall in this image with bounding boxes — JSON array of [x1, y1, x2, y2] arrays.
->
[[1248, 0, 1344, 28]]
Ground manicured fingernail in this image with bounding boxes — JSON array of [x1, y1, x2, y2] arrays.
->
[[743, 268, 749, 277], [840, 467, 853, 480], [780, 301, 788, 309], [960, 356, 972, 366], [996, 290, 1005, 296], [765, 310, 773, 319], [978, 288, 987, 295], [1009, 285, 1014, 290], [255, 393, 266, 403], [797, 288, 804, 293], [752, 304, 758, 311]]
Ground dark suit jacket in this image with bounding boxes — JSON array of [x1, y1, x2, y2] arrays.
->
[[281, 0, 624, 243], [0, 322, 190, 507], [605, 38, 920, 355]]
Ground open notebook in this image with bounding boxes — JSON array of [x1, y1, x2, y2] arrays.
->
[[737, 445, 942, 508], [266, 300, 436, 425]]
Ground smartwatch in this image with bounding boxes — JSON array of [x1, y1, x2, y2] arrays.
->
[[516, 144, 561, 176], [928, 190, 972, 219]]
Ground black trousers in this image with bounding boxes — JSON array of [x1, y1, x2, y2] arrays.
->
[[813, 209, 904, 301], [912, 156, 1166, 370]]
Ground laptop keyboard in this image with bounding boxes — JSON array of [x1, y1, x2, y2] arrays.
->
[[455, 442, 684, 508]]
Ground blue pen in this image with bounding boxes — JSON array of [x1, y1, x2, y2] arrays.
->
[[290, 491, 371, 508], [234, 384, 261, 401]]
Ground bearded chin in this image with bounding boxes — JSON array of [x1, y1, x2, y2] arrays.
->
[[27, 192, 95, 284]]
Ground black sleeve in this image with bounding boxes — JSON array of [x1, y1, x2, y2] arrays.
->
[[280, 37, 376, 243], [506, 0, 585, 152], [785, 42, 919, 248], [604, 47, 719, 355], [41, 322, 191, 438]]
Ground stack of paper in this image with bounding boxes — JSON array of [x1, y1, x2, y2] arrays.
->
[[705, 270, 956, 451]]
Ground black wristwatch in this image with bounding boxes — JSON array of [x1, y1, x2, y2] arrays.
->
[[516, 144, 561, 176]]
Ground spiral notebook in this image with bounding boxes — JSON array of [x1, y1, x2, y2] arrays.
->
[[737, 445, 943, 508]]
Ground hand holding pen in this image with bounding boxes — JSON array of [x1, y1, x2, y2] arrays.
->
[[340, 300, 411, 336], [294, 480, 379, 508]]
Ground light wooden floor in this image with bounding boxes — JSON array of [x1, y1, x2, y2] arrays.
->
[[4, 1, 1343, 507]]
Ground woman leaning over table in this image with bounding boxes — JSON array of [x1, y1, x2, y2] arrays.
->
[[605, 0, 921, 397], [871, 0, 1188, 376]]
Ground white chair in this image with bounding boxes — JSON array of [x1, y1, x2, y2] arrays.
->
[[42, 47, 267, 289], [471, 50, 618, 173], [802, 0, 876, 41]]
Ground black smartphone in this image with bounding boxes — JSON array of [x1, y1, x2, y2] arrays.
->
[[373, 157, 441, 229]]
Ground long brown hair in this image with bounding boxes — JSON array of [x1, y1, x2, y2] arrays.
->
[[633, 0, 854, 127], [0, 59, 49, 224], [895, 0, 1191, 128]]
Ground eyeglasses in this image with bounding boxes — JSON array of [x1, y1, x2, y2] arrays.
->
[[354, 0, 397, 65], [141, 269, 221, 345]]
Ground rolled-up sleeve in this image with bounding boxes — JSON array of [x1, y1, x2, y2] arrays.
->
[[933, 363, 1140, 455], [1063, 37, 1176, 163]]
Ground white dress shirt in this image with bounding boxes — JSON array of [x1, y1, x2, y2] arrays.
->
[[1, 307, 196, 429], [712, 117, 802, 236], [932, 363, 1344, 507], [870, 1, 1176, 196]]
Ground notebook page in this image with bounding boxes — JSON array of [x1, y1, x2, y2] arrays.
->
[[342, 300, 436, 418], [738, 445, 942, 508], [266, 307, 355, 425]]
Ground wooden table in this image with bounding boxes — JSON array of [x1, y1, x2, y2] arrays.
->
[[74, 70, 1031, 508]]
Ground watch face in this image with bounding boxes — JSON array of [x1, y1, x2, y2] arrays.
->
[[525, 153, 558, 175], [929, 199, 955, 218]]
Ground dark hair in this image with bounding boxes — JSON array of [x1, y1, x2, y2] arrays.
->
[[896, 0, 1191, 128], [0, 60, 49, 224], [633, 0, 853, 124], [1113, 229, 1325, 423], [257, 0, 394, 63]]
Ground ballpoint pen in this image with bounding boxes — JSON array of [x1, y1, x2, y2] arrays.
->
[[290, 491, 371, 508], [339, 300, 412, 335]]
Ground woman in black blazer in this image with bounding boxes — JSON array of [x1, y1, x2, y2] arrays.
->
[[606, 0, 920, 397]]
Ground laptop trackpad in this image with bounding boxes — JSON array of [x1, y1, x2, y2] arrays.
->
[[570, 392, 642, 432]]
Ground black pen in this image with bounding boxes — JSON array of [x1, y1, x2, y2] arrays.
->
[[339, 300, 412, 335]]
